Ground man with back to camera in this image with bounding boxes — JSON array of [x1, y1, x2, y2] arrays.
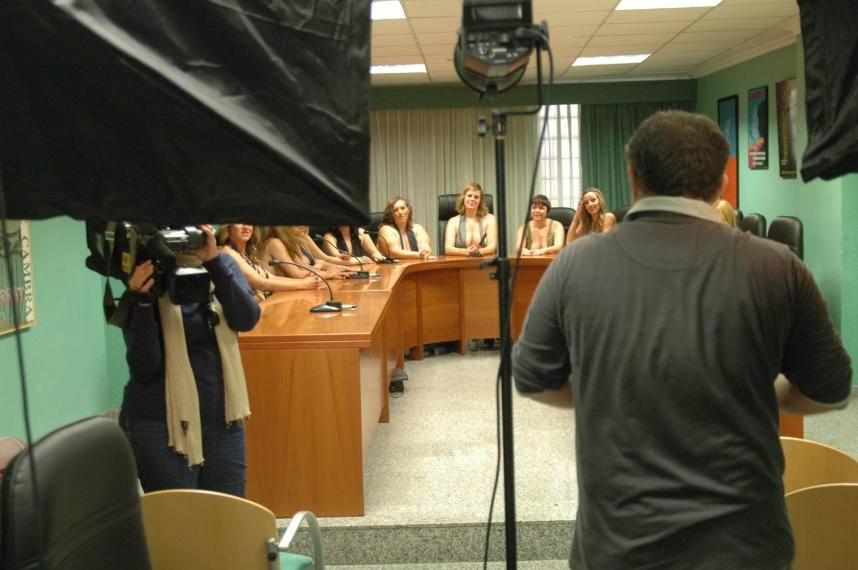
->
[[512, 110, 852, 570]]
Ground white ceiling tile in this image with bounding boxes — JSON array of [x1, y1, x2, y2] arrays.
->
[[409, 16, 460, 34], [536, 0, 618, 10], [719, 0, 797, 5], [371, 74, 431, 85], [687, 16, 791, 32], [423, 54, 454, 64], [420, 44, 456, 56], [671, 29, 760, 44], [596, 21, 692, 35], [631, 61, 694, 72], [544, 34, 590, 49], [371, 55, 426, 66], [426, 61, 455, 73], [372, 34, 418, 48], [373, 45, 423, 57], [704, 4, 799, 20], [658, 41, 732, 54], [535, 11, 609, 26], [646, 50, 722, 63], [372, 20, 413, 35], [580, 45, 661, 57], [605, 8, 708, 23], [588, 33, 675, 46], [416, 31, 457, 46], [402, 0, 462, 18]]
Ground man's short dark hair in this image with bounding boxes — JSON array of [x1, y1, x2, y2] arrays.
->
[[625, 110, 729, 201]]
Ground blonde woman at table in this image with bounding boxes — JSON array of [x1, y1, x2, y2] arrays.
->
[[713, 199, 738, 228], [377, 196, 435, 260], [516, 194, 565, 256], [566, 187, 616, 244], [215, 224, 321, 301], [261, 226, 354, 280], [322, 225, 386, 264], [444, 182, 497, 258]]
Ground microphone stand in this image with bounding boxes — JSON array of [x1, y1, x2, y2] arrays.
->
[[267, 259, 345, 313], [366, 229, 399, 264], [314, 233, 370, 279]]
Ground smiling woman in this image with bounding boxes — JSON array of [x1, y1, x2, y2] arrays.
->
[[444, 183, 498, 258], [566, 187, 616, 244], [377, 196, 434, 260]]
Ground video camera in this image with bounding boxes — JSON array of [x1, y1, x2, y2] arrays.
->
[[85, 222, 211, 305]]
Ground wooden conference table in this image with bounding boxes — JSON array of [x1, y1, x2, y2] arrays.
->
[[238, 255, 802, 517]]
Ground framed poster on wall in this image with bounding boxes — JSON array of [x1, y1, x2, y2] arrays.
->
[[717, 95, 739, 207], [748, 86, 768, 170], [0, 220, 36, 335], [775, 78, 798, 179]]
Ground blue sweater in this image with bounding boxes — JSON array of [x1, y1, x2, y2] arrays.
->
[[120, 254, 260, 426]]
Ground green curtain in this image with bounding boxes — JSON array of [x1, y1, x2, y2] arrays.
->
[[581, 101, 694, 211]]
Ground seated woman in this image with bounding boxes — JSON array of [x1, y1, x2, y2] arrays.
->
[[321, 225, 386, 264], [714, 199, 738, 228], [444, 183, 497, 257], [377, 196, 434, 260], [260, 226, 354, 280], [215, 223, 320, 301], [516, 194, 565, 256], [566, 187, 617, 244]]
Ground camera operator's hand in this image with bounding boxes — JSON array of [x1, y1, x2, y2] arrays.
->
[[129, 261, 156, 307], [191, 224, 219, 262]]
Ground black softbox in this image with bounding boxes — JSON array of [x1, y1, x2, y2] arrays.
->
[[0, 0, 371, 225], [798, 0, 858, 182]]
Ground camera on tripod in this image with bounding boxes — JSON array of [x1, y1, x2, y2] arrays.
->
[[85, 222, 211, 305]]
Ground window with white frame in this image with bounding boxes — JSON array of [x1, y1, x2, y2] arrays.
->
[[538, 104, 581, 208]]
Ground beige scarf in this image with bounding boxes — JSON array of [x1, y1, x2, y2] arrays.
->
[[158, 254, 250, 466]]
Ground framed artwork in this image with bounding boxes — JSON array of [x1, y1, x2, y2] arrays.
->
[[717, 95, 739, 207], [0, 220, 36, 335], [747, 86, 769, 170], [775, 78, 798, 179]]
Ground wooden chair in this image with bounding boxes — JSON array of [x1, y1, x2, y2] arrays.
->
[[786, 483, 858, 569], [141, 489, 324, 569], [781, 436, 858, 494]]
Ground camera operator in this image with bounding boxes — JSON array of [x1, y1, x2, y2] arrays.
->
[[119, 224, 260, 497]]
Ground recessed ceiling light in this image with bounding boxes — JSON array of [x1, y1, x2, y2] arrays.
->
[[370, 64, 427, 75], [616, 0, 722, 9], [572, 54, 651, 67], [372, 1, 406, 20]]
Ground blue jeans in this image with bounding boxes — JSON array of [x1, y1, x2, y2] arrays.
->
[[122, 417, 246, 497]]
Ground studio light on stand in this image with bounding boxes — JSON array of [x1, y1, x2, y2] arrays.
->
[[454, 1, 549, 568]]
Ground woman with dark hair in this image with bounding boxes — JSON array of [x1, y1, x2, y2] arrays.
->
[[516, 194, 565, 255], [444, 182, 497, 257], [321, 225, 386, 263], [566, 187, 616, 244], [215, 224, 320, 300], [377, 196, 434, 260]]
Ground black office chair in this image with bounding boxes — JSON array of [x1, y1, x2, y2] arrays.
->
[[362, 211, 385, 233], [1, 417, 151, 570], [767, 216, 804, 260], [740, 213, 767, 237], [308, 225, 329, 249], [547, 207, 575, 235], [613, 205, 631, 223], [734, 208, 744, 224], [437, 193, 494, 250]]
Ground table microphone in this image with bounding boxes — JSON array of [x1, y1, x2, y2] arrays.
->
[[366, 229, 399, 264], [313, 234, 370, 279], [267, 259, 348, 313]]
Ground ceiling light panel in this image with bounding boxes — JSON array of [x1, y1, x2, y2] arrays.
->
[[371, 64, 427, 74], [616, 0, 723, 9], [572, 54, 651, 66], [372, 1, 406, 20]]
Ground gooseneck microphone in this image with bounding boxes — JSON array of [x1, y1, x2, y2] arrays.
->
[[313, 233, 370, 279], [268, 259, 344, 313], [366, 229, 398, 264]]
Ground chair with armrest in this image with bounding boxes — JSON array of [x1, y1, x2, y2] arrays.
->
[[362, 211, 385, 233], [437, 193, 494, 251], [612, 205, 630, 223], [767, 215, 804, 260], [733, 208, 743, 224], [547, 207, 575, 235], [739, 212, 766, 237], [141, 489, 324, 570], [780, 436, 858, 494], [785, 483, 858, 569], [0, 416, 151, 570]]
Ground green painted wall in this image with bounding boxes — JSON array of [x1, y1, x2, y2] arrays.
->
[[0, 217, 124, 439], [697, 42, 856, 382], [371, 79, 696, 110]]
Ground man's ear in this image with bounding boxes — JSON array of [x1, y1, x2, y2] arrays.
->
[[629, 167, 643, 204]]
